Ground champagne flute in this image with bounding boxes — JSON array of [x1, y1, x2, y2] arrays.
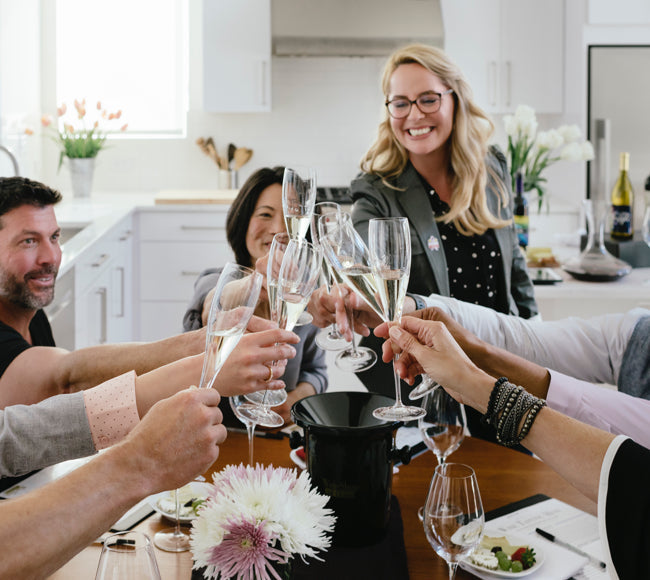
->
[[155, 262, 262, 552], [318, 213, 378, 372], [239, 238, 322, 427], [283, 166, 317, 326], [230, 395, 257, 465], [244, 233, 290, 408], [418, 388, 466, 465], [311, 202, 348, 351], [369, 217, 425, 421], [423, 463, 484, 580], [282, 166, 317, 240], [96, 531, 161, 580]]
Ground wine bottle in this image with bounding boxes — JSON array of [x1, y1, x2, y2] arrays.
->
[[513, 172, 529, 249], [611, 152, 634, 240]]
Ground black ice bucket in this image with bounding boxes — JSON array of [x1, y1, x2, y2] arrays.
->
[[290, 392, 413, 547]]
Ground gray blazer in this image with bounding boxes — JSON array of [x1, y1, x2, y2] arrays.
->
[[350, 146, 538, 319], [1, 392, 95, 478]]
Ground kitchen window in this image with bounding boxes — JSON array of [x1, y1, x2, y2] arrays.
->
[[55, 0, 189, 137]]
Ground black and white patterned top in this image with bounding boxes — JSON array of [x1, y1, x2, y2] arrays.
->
[[426, 187, 509, 314]]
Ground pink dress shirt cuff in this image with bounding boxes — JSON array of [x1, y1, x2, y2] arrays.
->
[[83, 370, 140, 450]]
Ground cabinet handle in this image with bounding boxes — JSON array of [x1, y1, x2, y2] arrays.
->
[[181, 270, 202, 277], [96, 287, 107, 344], [488, 61, 497, 107], [92, 254, 110, 268], [114, 266, 125, 318], [505, 61, 512, 108], [180, 225, 221, 231], [119, 230, 132, 241], [260, 60, 268, 107]]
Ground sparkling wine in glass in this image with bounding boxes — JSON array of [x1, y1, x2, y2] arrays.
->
[[369, 217, 425, 421], [312, 202, 349, 351], [423, 463, 484, 580], [318, 213, 378, 372], [96, 531, 161, 580], [155, 262, 261, 552], [245, 233, 290, 409], [418, 388, 465, 465], [282, 166, 317, 240], [239, 238, 322, 428]]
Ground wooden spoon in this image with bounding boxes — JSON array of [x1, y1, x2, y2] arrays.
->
[[227, 143, 236, 168], [233, 147, 253, 170]]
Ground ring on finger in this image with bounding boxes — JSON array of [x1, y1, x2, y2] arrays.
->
[[263, 364, 274, 383]]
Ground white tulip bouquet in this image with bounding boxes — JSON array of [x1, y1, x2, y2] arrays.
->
[[504, 105, 594, 211]]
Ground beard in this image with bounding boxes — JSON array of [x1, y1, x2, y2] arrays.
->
[[0, 265, 57, 310]]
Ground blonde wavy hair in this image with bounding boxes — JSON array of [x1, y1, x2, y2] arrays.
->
[[360, 44, 510, 235]]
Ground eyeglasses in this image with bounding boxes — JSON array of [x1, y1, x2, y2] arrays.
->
[[385, 89, 454, 119]]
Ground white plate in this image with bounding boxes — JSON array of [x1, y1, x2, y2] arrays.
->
[[463, 535, 545, 578], [147, 481, 211, 524]]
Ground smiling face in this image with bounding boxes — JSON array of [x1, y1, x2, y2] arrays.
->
[[0, 204, 61, 310], [387, 63, 455, 162], [244, 183, 286, 264]]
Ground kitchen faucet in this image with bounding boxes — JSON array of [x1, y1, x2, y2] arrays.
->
[[0, 145, 19, 176]]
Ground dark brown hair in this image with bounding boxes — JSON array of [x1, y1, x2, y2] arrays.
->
[[226, 166, 285, 266], [0, 177, 62, 227]]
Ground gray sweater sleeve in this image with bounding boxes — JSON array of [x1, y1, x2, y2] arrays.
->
[[182, 268, 222, 332], [0, 392, 96, 478]]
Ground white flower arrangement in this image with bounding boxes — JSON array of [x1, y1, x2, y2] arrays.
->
[[504, 105, 594, 211], [190, 464, 336, 580]]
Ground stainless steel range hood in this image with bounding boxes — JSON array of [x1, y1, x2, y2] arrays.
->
[[272, 0, 443, 57]]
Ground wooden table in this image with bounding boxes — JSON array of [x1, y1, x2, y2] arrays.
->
[[50, 433, 596, 579]]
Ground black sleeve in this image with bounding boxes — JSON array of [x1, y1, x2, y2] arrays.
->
[[605, 438, 650, 579], [0, 322, 32, 378]]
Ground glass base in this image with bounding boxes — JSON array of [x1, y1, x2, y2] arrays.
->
[[315, 328, 349, 351], [335, 346, 377, 373], [244, 389, 287, 407], [372, 404, 425, 422], [294, 311, 313, 327], [237, 403, 284, 428], [409, 376, 440, 400], [154, 528, 191, 552]]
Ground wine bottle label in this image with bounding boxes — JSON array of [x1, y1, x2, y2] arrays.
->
[[611, 205, 633, 236], [514, 215, 529, 248]]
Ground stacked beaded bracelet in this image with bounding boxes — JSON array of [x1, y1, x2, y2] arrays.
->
[[482, 377, 547, 447]]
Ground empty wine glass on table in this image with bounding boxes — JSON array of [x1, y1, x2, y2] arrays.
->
[[369, 217, 425, 421], [154, 262, 262, 552], [418, 387, 466, 465], [318, 212, 378, 372], [423, 463, 484, 580], [239, 238, 322, 428], [96, 531, 161, 580], [311, 202, 349, 351], [283, 165, 317, 326]]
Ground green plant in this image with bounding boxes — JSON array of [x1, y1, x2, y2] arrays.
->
[[504, 105, 593, 212], [41, 99, 127, 171]]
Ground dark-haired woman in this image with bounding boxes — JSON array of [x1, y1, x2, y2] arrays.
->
[[183, 167, 327, 424]]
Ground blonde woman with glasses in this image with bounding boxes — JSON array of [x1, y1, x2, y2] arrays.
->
[[349, 44, 538, 441]]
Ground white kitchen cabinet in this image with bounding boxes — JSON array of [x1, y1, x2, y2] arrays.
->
[[202, 0, 271, 112], [441, 0, 564, 114], [135, 208, 234, 342], [72, 214, 134, 348]]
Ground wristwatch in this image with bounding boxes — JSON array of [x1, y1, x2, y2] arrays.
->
[[406, 293, 426, 311]]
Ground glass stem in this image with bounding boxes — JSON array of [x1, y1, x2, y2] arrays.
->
[[392, 354, 404, 406], [174, 488, 181, 537], [447, 561, 458, 580], [345, 305, 359, 355], [246, 423, 256, 465]]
